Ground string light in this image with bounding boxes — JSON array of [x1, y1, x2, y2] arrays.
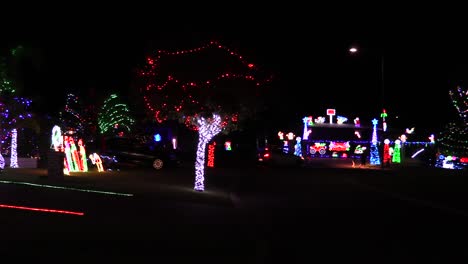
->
[[195, 114, 223, 192], [138, 40, 270, 192], [98, 94, 135, 135], [10, 128, 18, 168], [370, 118, 381, 165]]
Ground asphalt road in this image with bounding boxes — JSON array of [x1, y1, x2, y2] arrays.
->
[[0, 162, 467, 263]]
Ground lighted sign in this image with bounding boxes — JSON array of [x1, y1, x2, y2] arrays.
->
[[329, 141, 350, 152], [326, 109, 336, 124], [207, 142, 215, 167], [354, 117, 360, 127]]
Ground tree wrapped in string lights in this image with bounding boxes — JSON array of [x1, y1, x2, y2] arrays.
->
[[0, 97, 35, 168], [98, 93, 135, 136], [59, 93, 85, 135], [438, 86, 468, 157], [137, 40, 271, 191]]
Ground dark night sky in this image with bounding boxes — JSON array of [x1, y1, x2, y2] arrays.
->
[[3, 19, 468, 133]]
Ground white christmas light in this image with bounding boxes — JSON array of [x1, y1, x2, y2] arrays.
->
[[194, 114, 223, 192], [10, 129, 18, 168]]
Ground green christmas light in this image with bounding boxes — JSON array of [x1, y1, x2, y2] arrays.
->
[[98, 94, 135, 134], [0, 180, 133, 197]]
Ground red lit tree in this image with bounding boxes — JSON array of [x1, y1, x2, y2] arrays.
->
[[137, 40, 271, 191]]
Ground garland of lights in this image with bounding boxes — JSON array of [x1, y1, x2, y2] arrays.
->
[[98, 94, 135, 135], [138, 41, 270, 192], [449, 86, 468, 124]]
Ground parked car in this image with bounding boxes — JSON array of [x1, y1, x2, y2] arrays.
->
[[99, 137, 181, 170]]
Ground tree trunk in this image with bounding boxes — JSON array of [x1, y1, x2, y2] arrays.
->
[[193, 114, 223, 192], [10, 128, 18, 168]]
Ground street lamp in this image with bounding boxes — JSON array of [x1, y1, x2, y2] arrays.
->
[[348, 45, 386, 126]]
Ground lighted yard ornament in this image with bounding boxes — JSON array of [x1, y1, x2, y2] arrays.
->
[[294, 137, 302, 157], [224, 141, 232, 151], [400, 134, 407, 143], [302, 117, 313, 140], [63, 136, 75, 172], [392, 139, 401, 163], [428, 134, 435, 143], [286, 132, 295, 140], [0, 153, 4, 170], [326, 109, 336, 124], [406, 127, 415, 134], [383, 139, 391, 165], [51, 125, 63, 151], [278, 131, 284, 140], [336, 116, 348, 124], [154, 133, 161, 142], [354, 131, 361, 138], [138, 40, 271, 192], [283, 140, 289, 153], [172, 138, 177, 150], [10, 128, 18, 168], [89, 153, 104, 172], [315, 116, 326, 124], [354, 117, 360, 127], [381, 109, 388, 132], [370, 118, 381, 165], [77, 139, 88, 172]]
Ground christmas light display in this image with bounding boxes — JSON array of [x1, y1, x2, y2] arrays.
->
[[195, 114, 223, 191], [77, 139, 88, 172], [89, 153, 104, 172], [327, 109, 336, 124], [0, 153, 4, 170], [10, 128, 18, 168], [438, 86, 468, 160], [392, 139, 401, 163], [370, 118, 381, 165], [0, 97, 33, 167], [406, 127, 415, 134], [0, 59, 15, 94], [51, 125, 63, 151], [278, 131, 284, 140], [294, 137, 302, 157], [61, 93, 84, 134], [315, 116, 326, 124], [98, 94, 135, 135], [303, 117, 313, 140], [411, 148, 425, 158], [383, 139, 391, 165], [286, 132, 295, 140], [336, 116, 348, 124], [172, 138, 177, 150], [154, 133, 161, 142], [354, 117, 360, 127], [428, 134, 435, 143], [138, 41, 270, 191], [449, 86, 468, 124], [0, 203, 84, 216], [207, 142, 216, 167], [224, 141, 232, 151], [0, 180, 133, 196], [381, 109, 388, 132]]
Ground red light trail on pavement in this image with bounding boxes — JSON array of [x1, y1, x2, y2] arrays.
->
[[0, 203, 84, 216]]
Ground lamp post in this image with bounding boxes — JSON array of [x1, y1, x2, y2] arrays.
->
[[349, 45, 387, 167]]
